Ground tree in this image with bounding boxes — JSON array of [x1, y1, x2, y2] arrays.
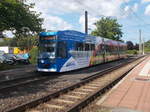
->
[[0, 0, 44, 36], [145, 40, 150, 48], [91, 17, 123, 41], [126, 41, 134, 50], [10, 35, 38, 50], [17, 36, 38, 50], [0, 35, 38, 51]]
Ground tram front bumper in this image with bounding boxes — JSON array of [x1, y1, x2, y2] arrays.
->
[[37, 68, 57, 72]]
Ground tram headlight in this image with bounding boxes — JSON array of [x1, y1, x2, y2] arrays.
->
[[40, 60, 44, 63]]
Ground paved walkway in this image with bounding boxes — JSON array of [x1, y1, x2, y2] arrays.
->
[[97, 56, 150, 112]]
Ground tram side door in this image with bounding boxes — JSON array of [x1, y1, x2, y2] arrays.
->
[[57, 41, 68, 67]]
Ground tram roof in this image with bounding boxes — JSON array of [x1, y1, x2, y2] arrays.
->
[[40, 30, 87, 36], [39, 30, 96, 43], [39, 31, 57, 36], [39, 30, 126, 45]]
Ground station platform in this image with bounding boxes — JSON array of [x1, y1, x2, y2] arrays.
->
[[97, 56, 150, 112]]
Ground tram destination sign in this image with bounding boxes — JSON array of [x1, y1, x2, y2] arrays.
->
[[41, 36, 56, 40]]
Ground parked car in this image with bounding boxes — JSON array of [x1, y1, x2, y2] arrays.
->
[[0, 50, 4, 55], [0, 55, 5, 63], [3, 53, 17, 61], [15, 54, 30, 64], [0, 51, 5, 63], [0, 55, 14, 65]]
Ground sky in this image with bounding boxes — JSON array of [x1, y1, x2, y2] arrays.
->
[[8, 0, 150, 43]]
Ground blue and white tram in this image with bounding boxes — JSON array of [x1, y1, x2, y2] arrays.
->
[[37, 30, 127, 72]]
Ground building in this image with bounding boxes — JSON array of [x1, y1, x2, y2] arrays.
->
[[0, 46, 22, 54]]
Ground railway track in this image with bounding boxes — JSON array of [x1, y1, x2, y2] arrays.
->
[[4, 56, 145, 112], [0, 57, 132, 93], [0, 74, 51, 93]]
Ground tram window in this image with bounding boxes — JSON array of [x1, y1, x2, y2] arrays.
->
[[85, 44, 90, 51], [111, 45, 114, 53], [105, 45, 108, 52], [76, 43, 95, 51], [89, 44, 91, 51], [106, 45, 111, 53], [57, 41, 67, 58], [110, 46, 113, 54], [91, 44, 95, 50], [47, 47, 55, 52], [76, 42, 84, 51]]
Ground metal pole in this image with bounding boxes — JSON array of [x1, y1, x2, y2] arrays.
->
[[142, 37, 145, 55], [139, 29, 142, 55], [85, 11, 88, 34]]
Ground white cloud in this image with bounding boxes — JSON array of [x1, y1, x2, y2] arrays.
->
[[3, 31, 14, 38], [26, 0, 137, 31], [141, 0, 150, 3], [145, 5, 150, 15], [122, 3, 138, 18], [79, 15, 99, 32], [132, 3, 138, 12], [42, 14, 73, 30], [26, 0, 133, 17], [26, 0, 73, 30], [26, 0, 81, 14]]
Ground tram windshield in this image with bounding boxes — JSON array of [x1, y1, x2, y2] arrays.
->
[[38, 41, 56, 59]]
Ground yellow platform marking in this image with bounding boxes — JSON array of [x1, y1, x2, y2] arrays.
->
[[55, 99, 74, 104], [44, 104, 64, 109]]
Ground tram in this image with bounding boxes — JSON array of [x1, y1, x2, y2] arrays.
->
[[37, 30, 127, 72]]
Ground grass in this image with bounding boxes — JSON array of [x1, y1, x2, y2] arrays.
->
[[126, 48, 150, 55], [126, 50, 138, 55], [144, 47, 150, 53]]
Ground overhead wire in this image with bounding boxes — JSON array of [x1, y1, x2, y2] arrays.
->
[[74, 0, 149, 38], [122, 0, 150, 28], [122, 0, 150, 42], [74, 0, 105, 17]]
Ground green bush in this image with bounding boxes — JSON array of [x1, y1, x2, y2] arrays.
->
[[144, 47, 150, 53], [126, 50, 138, 55], [29, 47, 38, 64]]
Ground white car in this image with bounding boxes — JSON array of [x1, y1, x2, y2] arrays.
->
[[0, 54, 14, 65], [0, 55, 5, 63], [0, 51, 5, 63]]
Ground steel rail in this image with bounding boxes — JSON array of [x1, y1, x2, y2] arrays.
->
[[66, 60, 142, 112]]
